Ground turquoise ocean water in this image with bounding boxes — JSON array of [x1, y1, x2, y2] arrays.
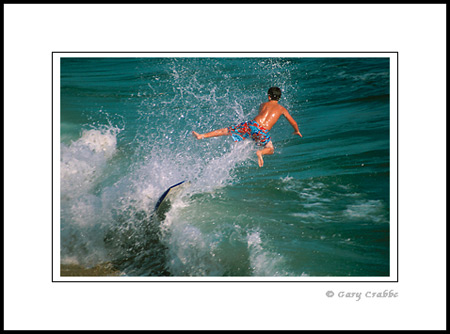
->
[[60, 56, 390, 277]]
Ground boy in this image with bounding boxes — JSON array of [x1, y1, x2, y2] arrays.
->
[[192, 87, 302, 167]]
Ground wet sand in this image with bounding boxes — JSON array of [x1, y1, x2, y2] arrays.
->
[[60, 263, 122, 276]]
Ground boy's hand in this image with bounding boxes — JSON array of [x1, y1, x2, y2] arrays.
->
[[293, 131, 303, 137]]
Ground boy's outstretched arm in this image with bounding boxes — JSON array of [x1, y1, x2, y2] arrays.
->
[[284, 111, 302, 137]]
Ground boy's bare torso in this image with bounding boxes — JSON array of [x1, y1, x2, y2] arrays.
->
[[254, 101, 288, 130]]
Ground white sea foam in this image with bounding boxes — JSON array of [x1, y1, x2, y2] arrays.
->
[[60, 125, 121, 266], [344, 199, 387, 223], [61, 126, 120, 198], [280, 175, 294, 183], [162, 201, 224, 276], [165, 223, 224, 276], [247, 230, 291, 276], [195, 141, 253, 192], [290, 212, 321, 219]]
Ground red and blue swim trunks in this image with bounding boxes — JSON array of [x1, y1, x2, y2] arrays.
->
[[228, 120, 271, 146]]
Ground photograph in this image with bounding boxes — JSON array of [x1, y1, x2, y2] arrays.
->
[[56, 54, 395, 280]]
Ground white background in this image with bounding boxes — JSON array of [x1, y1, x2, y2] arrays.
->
[[4, 4, 446, 330]]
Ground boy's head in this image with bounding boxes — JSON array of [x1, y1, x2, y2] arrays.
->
[[268, 87, 282, 101]]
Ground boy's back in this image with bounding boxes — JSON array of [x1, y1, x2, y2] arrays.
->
[[254, 100, 288, 130]]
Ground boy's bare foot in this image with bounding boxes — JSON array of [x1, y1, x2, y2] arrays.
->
[[192, 131, 204, 140], [256, 151, 264, 167]]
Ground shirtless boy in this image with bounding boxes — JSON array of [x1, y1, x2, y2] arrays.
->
[[192, 87, 302, 167]]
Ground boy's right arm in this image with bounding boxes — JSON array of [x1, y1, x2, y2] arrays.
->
[[284, 110, 302, 137]]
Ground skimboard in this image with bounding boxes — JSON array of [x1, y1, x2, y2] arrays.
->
[[154, 180, 189, 220]]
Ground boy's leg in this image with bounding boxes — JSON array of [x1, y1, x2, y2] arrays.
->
[[192, 128, 230, 140], [256, 141, 274, 167]]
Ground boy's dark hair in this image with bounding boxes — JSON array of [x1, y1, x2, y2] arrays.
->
[[268, 87, 282, 101]]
